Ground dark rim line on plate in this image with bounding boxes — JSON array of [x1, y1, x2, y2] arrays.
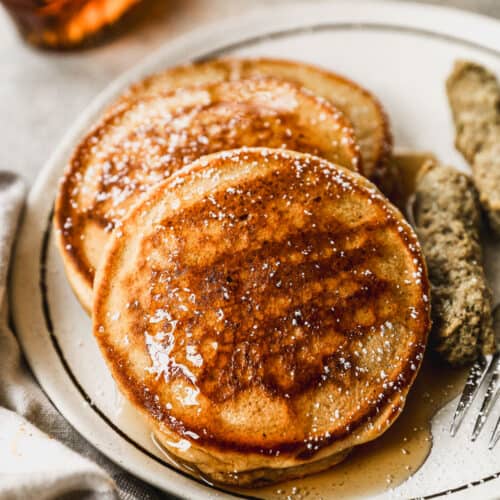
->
[[193, 22, 500, 61], [21, 21, 500, 500]]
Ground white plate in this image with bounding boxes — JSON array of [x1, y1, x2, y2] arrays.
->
[[10, 2, 500, 498]]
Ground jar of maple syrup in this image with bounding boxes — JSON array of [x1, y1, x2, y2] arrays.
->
[[1, 0, 141, 49]]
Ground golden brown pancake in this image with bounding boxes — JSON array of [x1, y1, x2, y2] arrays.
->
[[93, 148, 430, 486], [120, 57, 392, 185], [55, 77, 360, 312]]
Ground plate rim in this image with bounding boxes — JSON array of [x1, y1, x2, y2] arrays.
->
[[10, 2, 500, 498]]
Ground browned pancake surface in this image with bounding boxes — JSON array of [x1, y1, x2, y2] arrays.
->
[[55, 78, 360, 311], [93, 149, 429, 471], [122, 57, 392, 182]]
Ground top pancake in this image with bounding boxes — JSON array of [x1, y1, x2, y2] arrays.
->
[[121, 57, 392, 183], [55, 77, 360, 312], [93, 148, 430, 484]]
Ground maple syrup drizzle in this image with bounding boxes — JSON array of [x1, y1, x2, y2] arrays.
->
[[115, 153, 465, 498], [234, 356, 467, 499], [141, 354, 466, 499]]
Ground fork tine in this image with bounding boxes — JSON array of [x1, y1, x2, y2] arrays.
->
[[471, 352, 500, 441], [450, 355, 491, 436], [405, 193, 417, 227], [489, 412, 500, 450]]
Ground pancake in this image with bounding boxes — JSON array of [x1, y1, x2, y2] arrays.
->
[[121, 57, 392, 185], [93, 148, 430, 486], [55, 77, 360, 312]]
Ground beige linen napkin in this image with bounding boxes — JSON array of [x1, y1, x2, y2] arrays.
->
[[0, 172, 163, 499]]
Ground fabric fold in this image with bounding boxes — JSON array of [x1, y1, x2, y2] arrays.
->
[[0, 172, 160, 500]]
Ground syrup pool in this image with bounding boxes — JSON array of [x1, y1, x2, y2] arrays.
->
[[234, 356, 467, 499]]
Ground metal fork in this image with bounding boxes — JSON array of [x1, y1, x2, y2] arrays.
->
[[406, 193, 500, 449], [449, 305, 500, 449]]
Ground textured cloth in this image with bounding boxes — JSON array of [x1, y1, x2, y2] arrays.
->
[[0, 173, 161, 499]]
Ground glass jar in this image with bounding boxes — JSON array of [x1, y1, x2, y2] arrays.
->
[[2, 0, 141, 49]]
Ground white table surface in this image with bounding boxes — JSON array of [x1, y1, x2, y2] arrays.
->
[[1, 0, 499, 186]]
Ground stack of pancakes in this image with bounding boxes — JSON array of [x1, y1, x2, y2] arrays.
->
[[55, 59, 430, 486]]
